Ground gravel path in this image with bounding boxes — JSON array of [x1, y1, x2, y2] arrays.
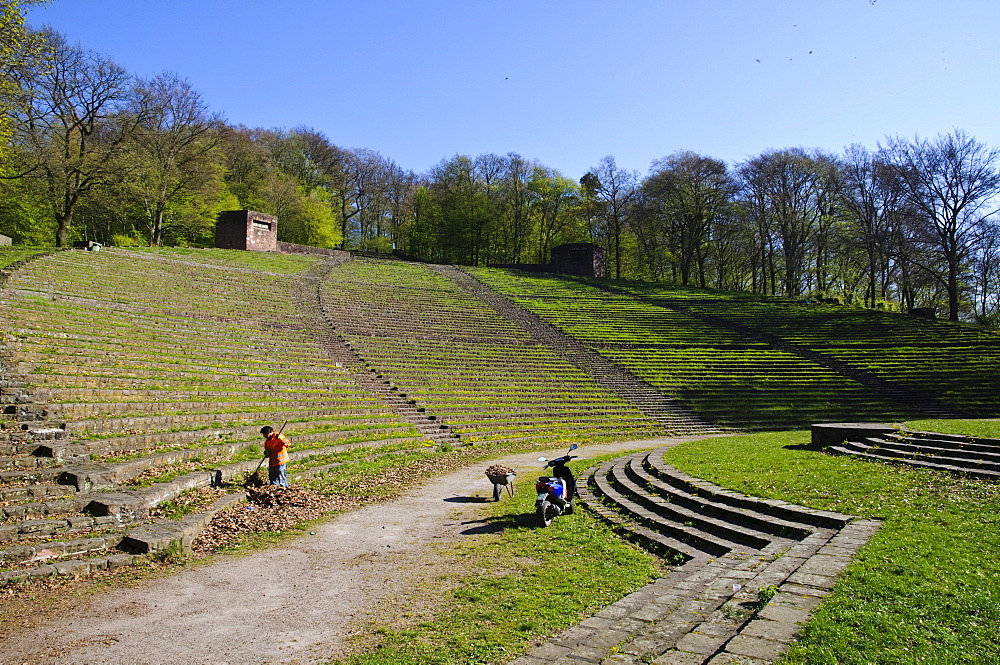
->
[[1, 438, 686, 665]]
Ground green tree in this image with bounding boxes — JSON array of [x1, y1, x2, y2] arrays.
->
[[126, 72, 223, 245], [9, 28, 142, 246]]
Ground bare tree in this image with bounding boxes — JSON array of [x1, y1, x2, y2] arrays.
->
[[586, 155, 638, 279], [642, 151, 733, 286], [885, 131, 1000, 320]]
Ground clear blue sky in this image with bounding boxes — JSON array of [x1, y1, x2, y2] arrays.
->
[[26, 0, 1000, 180]]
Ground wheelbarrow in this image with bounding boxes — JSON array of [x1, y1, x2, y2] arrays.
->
[[486, 470, 517, 501]]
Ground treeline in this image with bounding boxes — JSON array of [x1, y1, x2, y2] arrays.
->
[[3, 21, 1000, 322]]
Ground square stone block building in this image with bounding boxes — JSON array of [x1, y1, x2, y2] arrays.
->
[[215, 210, 278, 251], [550, 243, 607, 278]]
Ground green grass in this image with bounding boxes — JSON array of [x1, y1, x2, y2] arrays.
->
[[335, 455, 667, 665], [125, 246, 320, 275], [0, 247, 53, 268], [662, 428, 1000, 665], [904, 418, 1000, 439]]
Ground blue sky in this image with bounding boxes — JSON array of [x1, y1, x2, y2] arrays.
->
[[26, 0, 1000, 180]]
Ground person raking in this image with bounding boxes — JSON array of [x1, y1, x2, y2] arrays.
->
[[260, 425, 291, 488]]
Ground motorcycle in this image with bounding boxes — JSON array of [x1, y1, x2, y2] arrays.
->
[[534, 444, 580, 527]]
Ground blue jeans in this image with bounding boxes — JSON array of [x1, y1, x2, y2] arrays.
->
[[268, 464, 289, 487]]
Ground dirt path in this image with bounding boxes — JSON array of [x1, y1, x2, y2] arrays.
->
[[0, 438, 688, 665]]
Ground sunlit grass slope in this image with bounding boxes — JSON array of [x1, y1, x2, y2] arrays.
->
[[320, 259, 667, 445], [469, 268, 925, 429]]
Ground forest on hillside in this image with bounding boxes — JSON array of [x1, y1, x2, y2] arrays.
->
[[2, 6, 1000, 322]]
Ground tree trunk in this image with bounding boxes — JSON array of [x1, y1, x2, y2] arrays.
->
[[55, 212, 73, 247]]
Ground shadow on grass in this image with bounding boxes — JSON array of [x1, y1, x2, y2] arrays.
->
[[443, 496, 491, 504], [783, 443, 820, 451], [459, 511, 537, 535]]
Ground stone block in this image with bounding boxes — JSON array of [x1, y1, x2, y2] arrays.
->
[[65, 536, 107, 556], [15, 518, 58, 534], [725, 634, 788, 660], [2, 544, 35, 564], [120, 519, 183, 554], [675, 631, 729, 655], [87, 556, 109, 571], [528, 643, 572, 660], [84, 492, 149, 524], [652, 651, 704, 665], [785, 571, 837, 590], [33, 542, 67, 560], [757, 603, 812, 625], [52, 559, 91, 576], [0, 569, 29, 585], [27, 563, 56, 579], [740, 618, 802, 643], [60, 467, 116, 491], [106, 553, 136, 569], [810, 423, 896, 449]]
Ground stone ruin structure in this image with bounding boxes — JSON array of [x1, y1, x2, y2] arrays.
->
[[550, 243, 607, 278], [215, 210, 278, 252]]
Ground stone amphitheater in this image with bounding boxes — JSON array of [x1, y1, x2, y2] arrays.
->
[[2, 248, 999, 665]]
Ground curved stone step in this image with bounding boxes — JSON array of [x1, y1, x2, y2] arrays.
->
[[588, 459, 742, 557], [829, 443, 1000, 480], [863, 436, 1000, 465], [646, 447, 852, 530], [524, 447, 877, 665], [842, 439, 1000, 472], [576, 478, 708, 564], [609, 455, 775, 550], [629, 455, 813, 540]]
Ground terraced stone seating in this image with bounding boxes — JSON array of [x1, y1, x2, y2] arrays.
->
[[818, 423, 1000, 480], [469, 269, 922, 430], [0, 249, 432, 584], [625, 285, 1000, 418], [319, 259, 690, 444], [513, 447, 878, 664]]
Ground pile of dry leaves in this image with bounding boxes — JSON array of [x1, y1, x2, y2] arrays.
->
[[191, 484, 359, 553]]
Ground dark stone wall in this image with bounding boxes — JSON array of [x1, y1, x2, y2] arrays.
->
[[551, 243, 607, 278], [276, 242, 350, 259]]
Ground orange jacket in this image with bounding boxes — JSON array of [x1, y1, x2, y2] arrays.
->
[[264, 432, 290, 467]]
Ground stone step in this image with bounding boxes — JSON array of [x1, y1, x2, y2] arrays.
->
[[521, 444, 879, 665], [589, 460, 742, 557], [863, 437, 1000, 465], [879, 434, 1000, 458], [607, 455, 776, 550], [0, 494, 89, 520], [645, 448, 852, 530], [830, 443, 1000, 480], [0, 534, 122, 567], [845, 439, 1000, 471], [628, 455, 813, 540], [577, 479, 709, 564], [0, 482, 77, 502]]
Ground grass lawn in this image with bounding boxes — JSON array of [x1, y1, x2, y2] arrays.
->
[[663, 423, 1000, 665], [335, 455, 668, 665], [0, 247, 52, 268]]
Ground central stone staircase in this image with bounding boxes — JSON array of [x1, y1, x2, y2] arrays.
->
[[439, 266, 716, 437]]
